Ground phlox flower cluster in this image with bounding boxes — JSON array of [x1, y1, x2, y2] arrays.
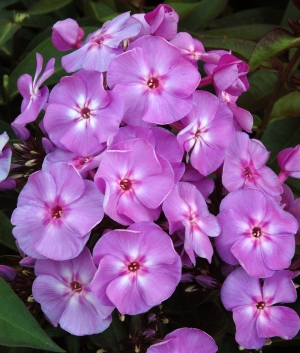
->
[[1, 3, 300, 351]]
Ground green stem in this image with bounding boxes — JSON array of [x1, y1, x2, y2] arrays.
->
[[256, 47, 300, 140]]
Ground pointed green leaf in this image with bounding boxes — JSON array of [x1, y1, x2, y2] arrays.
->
[[0, 210, 17, 251], [0, 0, 19, 11], [237, 70, 278, 112], [197, 24, 278, 41], [249, 28, 300, 71], [0, 277, 64, 351], [270, 91, 300, 119], [84, 0, 118, 21], [262, 116, 300, 165], [0, 19, 20, 49], [192, 35, 255, 60], [180, 0, 228, 30], [26, 0, 73, 15]]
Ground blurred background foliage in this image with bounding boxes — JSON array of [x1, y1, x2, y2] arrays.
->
[[1, 0, 300, 352]]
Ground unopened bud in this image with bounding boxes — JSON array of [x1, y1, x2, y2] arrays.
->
[[14, 13, 29, 24], [25, 159, 38, 167], [294, 283, 300, 288], [27, 295, 35, 303], [238, 345, 245, 351], [135, 345, 140, 353], [119, 314, 125, 321], [148, 313, 156, 322], [264, 338, 272, 346], [185, 285, 198, 292], [96, 349, 106, 353], [161, 317, 169, 324]]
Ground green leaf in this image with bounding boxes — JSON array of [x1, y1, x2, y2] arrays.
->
[[0, 277, 64, 351], [64, 335, 81, 353], [90, 311, 127, 352], [166, 2, 198, 20], [8, 26, 98, 99], [281, 0, 300, 26], [197, 24, 278, 41], [191, 35, 255, 60], [0, 210, 17, 251], [205, 7, 283, 29], [270, 91, 300, 119], [0, 19, 20, 49], [84, 0, 118, 21], [0, 0, 19, 11], [249, 28, 300, 71], [237, 70, 278, 112], [180, 0, 228, 30], [26, 0, 73, 15], [252, 114, 262, 129], [262, 116, 300, 165]]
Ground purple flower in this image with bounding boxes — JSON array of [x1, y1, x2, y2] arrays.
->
[[219, 91, 253, 132], [277, 145, 300, 184], [163, 182, 220, 264], [147, 328, 218, 353], [107, 35, 200, 125], [204, 52, 249, 96], [32, 247, 113, 336], [0, 265, 16, 281], [170, 32, 207, 67], [177, 91, 234, 176], [62, 12, 141, 73], [222, 132, 282, 198], [281, 184, 300, 244], [221, 267, 300, 349], [44, 69, 123, 156], [215, 189, 298, 277], [144, 4, 179, 40], [91, 222, 181, 315], [11, 163, 104, 260], [52, 18, 84, 51], [12, 53, 55, 136], [95, 138, 174, 225]]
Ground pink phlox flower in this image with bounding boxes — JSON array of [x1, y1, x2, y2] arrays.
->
[[277, 145, 300, 184], [107, 35, 200, 125], [91, 222, 181, 315], [12, 53, 55, 135], [144, 4, 179, 40], [44, 69, 123, 156], [109, 125, 185, 183], [95, 138, 174, 225], [131, 14, 151, 40], [32, 247, 113, 336], [43, 146, 105, 178], [204, 52, 249, 96], [62, 12, 141, 73], [177, 90, 235, 176], [146, 328, 218, 353], [170, 32, 210, 67], [219, 91, 253, 132], [172, 230, 194, 267], [222, 132, 283, 198], [0, 265, 16, 281], [281, 184, 300, 244], [180, 164, 214, 198], [52, 18, 84, 51], [215, 189, 298, 278], [163, 182, 220, 264], [11, 163, 104, 260], [221, 267, 300, 349]]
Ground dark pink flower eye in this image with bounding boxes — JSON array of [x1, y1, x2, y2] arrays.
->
[[128, 261, 140, 272], [70, 281, 83, 292]]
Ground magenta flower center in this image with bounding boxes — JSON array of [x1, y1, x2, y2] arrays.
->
[[244, 167, 252, 178], [147, 77, 159, 89], [252, 227, 262, 238], [120, 178, 132, 191], [128, 261, 140, 272], [70, 281, 83, 292], [52, 205, 63, 219], [81, 107, 91, 119], [256, 301, 265, 310]]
